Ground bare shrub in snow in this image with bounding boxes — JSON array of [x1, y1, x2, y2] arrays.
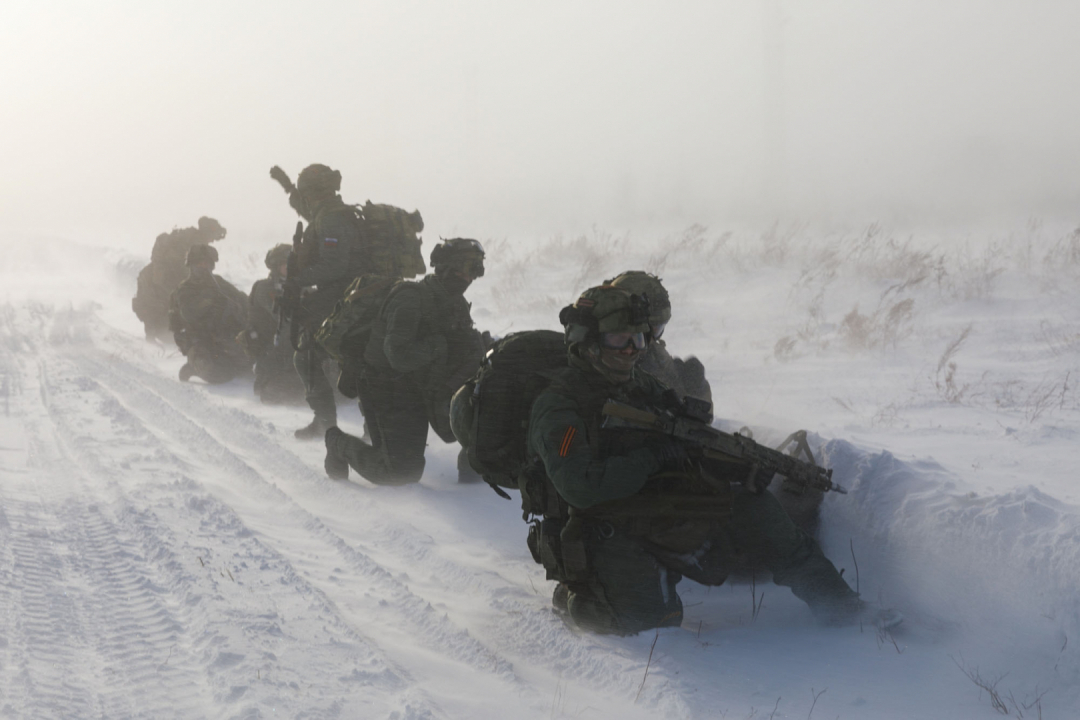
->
[[838, 297, 915, 351], [935, 325, 974, 403], [943, 241, 1006, 300], [1042, 224, 1080, 269], [759, 221, 801, 267]]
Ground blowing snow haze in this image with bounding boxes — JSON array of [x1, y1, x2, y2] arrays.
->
[[2, 0, 1080, 247]]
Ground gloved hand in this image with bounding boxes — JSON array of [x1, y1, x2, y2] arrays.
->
[[743, 464, 775, 494], [649, 437, 692, 472]]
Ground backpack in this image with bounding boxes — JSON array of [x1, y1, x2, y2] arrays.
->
[[357, 202, 427, 279], [451, 330, 569, 496], [313, 274, 400, 398]]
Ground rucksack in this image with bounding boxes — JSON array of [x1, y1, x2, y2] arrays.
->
[[357, 202, 426, 279], [451, 330, 569, 496], [314, 274, 400, 398]]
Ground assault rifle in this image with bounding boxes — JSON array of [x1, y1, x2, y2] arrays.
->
[[273, 220, 304, 349], [601, 397, 846, 495]]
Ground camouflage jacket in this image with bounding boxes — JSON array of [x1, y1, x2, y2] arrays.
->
[[364, 275, 482, 386], [295, 196, 367, 289], [241, 275, 281, 358], [149, 228, 214, 293], [527, 352, 669, 510], [172, 270, 248, 341]]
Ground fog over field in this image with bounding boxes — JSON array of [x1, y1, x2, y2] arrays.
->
[[2, 2, 1080, 719], [2, 0, 1080, 246]]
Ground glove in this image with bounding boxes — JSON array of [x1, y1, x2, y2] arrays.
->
[[743, 464, 775, 494], [649, 437, 691, 472]]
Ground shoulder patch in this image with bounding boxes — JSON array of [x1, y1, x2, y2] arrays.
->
[[324, 237, 339, 246], [559, 426, 577, 457]]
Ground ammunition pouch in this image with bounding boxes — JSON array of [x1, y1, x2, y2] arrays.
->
[[336, 356, 363, 399], [527, 518, 570, 582], [559, 514, 590, 584]]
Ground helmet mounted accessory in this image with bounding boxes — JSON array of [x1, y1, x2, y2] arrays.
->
[[559, 285, 652, 348], [296, 164, 342, 199], [607, 270, 671, 341], [264, 243, 292, 271], [431, 238, 486, 279]]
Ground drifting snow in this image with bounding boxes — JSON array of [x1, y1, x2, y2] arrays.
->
[[0, 223, 1077, 718]]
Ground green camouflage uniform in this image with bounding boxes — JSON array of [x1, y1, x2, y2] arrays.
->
[[244, 275, 305, 404], [292, 195, 370, 427], [132, 219, 224, 340], [328, 274, 483, 484], [528, 332, 858, 636], [171, 269, 250, 384]]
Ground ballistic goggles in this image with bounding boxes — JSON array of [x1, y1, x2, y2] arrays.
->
[[442, 239, 486, 277], [600, 331, 648, 351]]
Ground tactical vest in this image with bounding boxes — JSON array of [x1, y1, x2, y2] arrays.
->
[[522, 364, 731, 587], [314, 274, 399, 397]]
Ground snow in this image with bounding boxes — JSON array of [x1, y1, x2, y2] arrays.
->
[[1, 223, 1078, 719]]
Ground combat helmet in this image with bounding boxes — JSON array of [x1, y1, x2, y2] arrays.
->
[[296, 163, 342, 197], [559, 285, 651, 347], [186, 243, 219, 267], [264, 243, 292, 271], [197, 216, 227, 242], [607, 270, 671, 337], [430, 238, 485, 278]]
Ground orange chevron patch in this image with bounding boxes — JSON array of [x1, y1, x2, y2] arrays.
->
[[559, 426, 577, 457]]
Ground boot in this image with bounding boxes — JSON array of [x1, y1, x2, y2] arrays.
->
[[324, 427, 349, 480], [295, 416, 331, 440], [457, 447, 482, 484], [814, 596, 903, 630], [552, 583, 569, 613], [178, 363, 194, 382]]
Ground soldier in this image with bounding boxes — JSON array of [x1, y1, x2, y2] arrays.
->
[[132, 217, 227, 341], [605, 271, 711, 404], [323, 238, 487, 485], [607, 270, 823, 537], [524, 284, 895, 635], [170, 244, 250, 384], [286, 164, 370, 439], [239, 244, 306, 404]]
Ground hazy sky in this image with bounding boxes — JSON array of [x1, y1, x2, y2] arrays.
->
[[2, 0, 1079, 248]]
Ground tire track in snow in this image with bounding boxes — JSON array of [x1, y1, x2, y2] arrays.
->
[[1, 492, 96, 719], [29, 315, 432, 719], [77, 316, 699, 718], [67, 344, 535, 707], [0, 321, 212, 718]]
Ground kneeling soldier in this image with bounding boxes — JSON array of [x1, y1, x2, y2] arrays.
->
[[324, 238, 486, 484], [170, 244, 250, 384], [525, 284, 894, 634]]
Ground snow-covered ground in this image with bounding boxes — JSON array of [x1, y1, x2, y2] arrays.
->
[[1, 223, 1078, 719]]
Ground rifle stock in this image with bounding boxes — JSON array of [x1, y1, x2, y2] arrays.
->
[[601, 400, 846, 495]]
